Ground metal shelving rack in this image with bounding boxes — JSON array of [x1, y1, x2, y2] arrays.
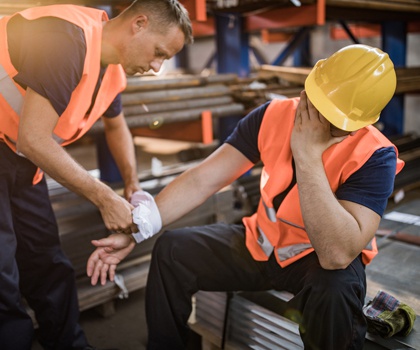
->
[[2, 0, 419, 178], [181, 0, 420, 138]]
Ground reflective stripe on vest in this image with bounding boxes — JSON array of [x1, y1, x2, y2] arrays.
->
[[257, 226, 274, 257], [262, 199, 277, 222], [258, 224, 312, 261], [277, 243, 313, 261], [259, 198, 375, 262], [0, 63, 23, 116], [259, 197, 311, 261], [278, 217, 306, 230]]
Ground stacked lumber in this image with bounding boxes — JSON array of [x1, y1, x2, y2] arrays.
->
[[88, 73, 245, 135], [259, 65, 420, 96], [396, 67, 420, 94], [229, 74, 302, 112], [84, 72, 308, 139], [258, 65, 311, 85], [81, 65, 420, 140]]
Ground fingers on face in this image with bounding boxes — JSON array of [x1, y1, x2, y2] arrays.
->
[[302, 91, 326, 125], [304, 93, 318, 120], [297, 92, 309, 123], [306, 98, 324, 124]]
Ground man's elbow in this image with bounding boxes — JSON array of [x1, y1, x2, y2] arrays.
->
[[16, 135, 38, 159], [317, 251, 353, 270]]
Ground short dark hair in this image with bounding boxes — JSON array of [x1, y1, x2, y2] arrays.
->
[[123, 0, 193, 45]]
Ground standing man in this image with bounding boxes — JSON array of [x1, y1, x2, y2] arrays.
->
[[0, 0, 193, 349], [87, 44, 403, 349]]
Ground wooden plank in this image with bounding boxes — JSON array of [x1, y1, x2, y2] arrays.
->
[[124, 73, 238, 92], [125, 75, 204, 92], [258, 65, 311, 85], [258, 66, 420, 95]]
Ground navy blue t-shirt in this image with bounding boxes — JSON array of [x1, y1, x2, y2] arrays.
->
[[7, 15, 122, 117], [225, 101, 397, 217]]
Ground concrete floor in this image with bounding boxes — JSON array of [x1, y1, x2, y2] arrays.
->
[[31, 289, 148, 350], [32, 288, 203, 350]]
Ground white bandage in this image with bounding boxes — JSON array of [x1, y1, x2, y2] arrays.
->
[[131, 190, 162, 243]]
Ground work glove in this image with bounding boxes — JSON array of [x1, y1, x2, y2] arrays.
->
[[363, 290, 416, 338], [130, 190, 162, 243]]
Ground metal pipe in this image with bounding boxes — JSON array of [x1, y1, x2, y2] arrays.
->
[[123, 96, 233, 116], [88, 104, 245, 134], [122, 84, 231, 105]]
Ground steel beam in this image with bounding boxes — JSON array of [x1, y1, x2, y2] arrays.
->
[[271, 27, 312, 66], [215, 12, 249, 141], [381, 21, 407, 137]]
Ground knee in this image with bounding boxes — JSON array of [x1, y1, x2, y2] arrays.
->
[[154, 229, 180, 250], [308, 268, 365, 304], [152, 229, 188, 263]]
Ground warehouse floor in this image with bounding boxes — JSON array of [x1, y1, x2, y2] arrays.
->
[[31, 288, 203, 350], [32, 289, 148, 350]]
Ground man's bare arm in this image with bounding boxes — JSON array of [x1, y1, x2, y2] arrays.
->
[[155, 143, 254, 227], [102, 112, 140, 200], [291, 91, 380, 270], [18, 88, 134, 232]]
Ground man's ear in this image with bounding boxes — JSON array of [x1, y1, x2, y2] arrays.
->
[[133, 14, 148, 33]]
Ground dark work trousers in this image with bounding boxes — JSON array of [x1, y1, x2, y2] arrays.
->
[[0, 142, 88, 350], [146, 222, 367, 350]]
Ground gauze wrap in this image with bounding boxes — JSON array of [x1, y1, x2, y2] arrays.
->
[[131, 190, 162, 243]]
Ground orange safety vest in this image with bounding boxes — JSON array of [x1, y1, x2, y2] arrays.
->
[[242, 98, 404, 267], [0, 5, 126, 183]]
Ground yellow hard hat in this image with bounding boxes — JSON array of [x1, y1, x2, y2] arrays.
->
[[305, 44, 397, 131]]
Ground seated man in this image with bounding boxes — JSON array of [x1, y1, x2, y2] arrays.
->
[[87, 44, 404, 350]]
